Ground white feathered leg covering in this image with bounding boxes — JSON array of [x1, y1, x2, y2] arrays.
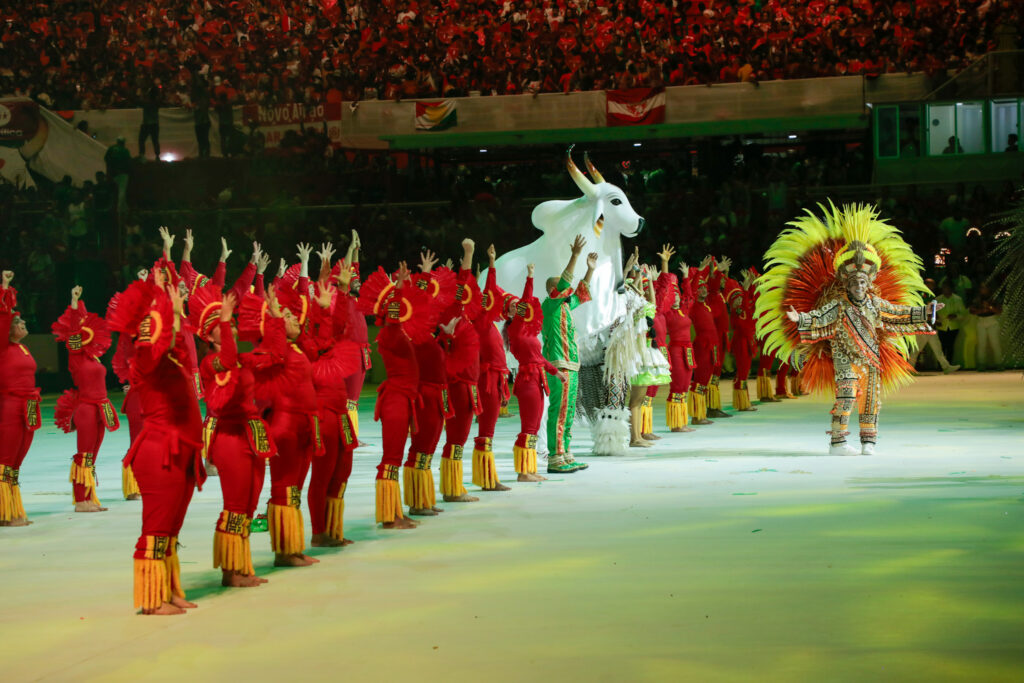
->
[[590, 406, 631, 456]]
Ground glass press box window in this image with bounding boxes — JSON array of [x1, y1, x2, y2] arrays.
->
[[876, 106, 899, 158], [990, 99, 1021, 152], [927, 102, 985, 155]]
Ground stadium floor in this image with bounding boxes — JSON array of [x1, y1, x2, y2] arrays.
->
[[3, 372, 1022, 681]]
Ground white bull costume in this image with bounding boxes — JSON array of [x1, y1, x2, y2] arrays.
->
[[482, 149, 645, 457]]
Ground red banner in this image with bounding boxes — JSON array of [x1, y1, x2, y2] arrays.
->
[[241, 102, 343, 148], [0, 99, 42, 142], [605, 87, 666, 127]]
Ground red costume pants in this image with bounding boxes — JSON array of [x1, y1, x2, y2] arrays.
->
[[308, 408, 354, 535], [122, 387, 144, 444], [72, 402, 107, 503], [776, 362, 791, 395], [513, 374, 546, 437], [0, 395, 35, 471], [757, 349, 776, 375], [376, 388, 415, 477], [668, 345, 694, 395], [443, 381, 477, 457], [130, 434, 198, 552], [267, 409, 316, 507], [690, 340, 715, 388], [344, 371, 366, 410], [476, 370, 508, 441], [731, 343, 753, 389], [407, 384, 446, 462], [209, 426, 265, 522]]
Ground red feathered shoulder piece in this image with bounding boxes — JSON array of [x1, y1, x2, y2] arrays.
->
[[187, 283, 224, 342], [276, 263, 302, 291], [52, 303, 113, 357], [147, 257, 182, 289], [237, 291, 270, 343], [724, 278, 743, 306], [106, 280, 161, 337], [386, 282, 436, 344], [357, 267, 398, 322], [480, 269, 510, 324], [414, 267, 457, 317], [54, 389, 79, 433]]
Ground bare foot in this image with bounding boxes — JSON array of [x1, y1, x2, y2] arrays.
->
[[311, 533, 346, 547], [642, 433, 662, 441], [222, 571, 263, 587], [382, 517, 417, 529], [250, 574, 269, 584], [443, 493, 479, 502], [126, 494, 141, 501], [274, 553, 314, 567], [517, 472, 547, 482], [430, 506, 444, 513], [482, 482, 511, 492], [671, 426, 696, 433], [75, 501, 108, 513], [0, 517, 32, 527], [409, 506, 438, 516], [692, 418, 714, 425], [300, 553, 320, 564], [142, 602, 186, 615], [630, 439, 653, 448], [739, 407, 758, 412], [170, 595, 197, 609]]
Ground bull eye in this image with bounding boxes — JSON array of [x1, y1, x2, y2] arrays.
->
[[610, 198, 622, 206]]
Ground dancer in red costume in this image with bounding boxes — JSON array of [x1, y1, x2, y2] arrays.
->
[[750, 267, 781, 404], [108, 263, 203, 615], [404, 250, 456, 517], [112, 268, 151, 500], [53, 286, 119, 512], [0, 271, 39, 527], [707, 257, 734, 419], [686, 258, 718, 425], [339, 231, 371, 446], [472, 244, 514, 492], [725, 270, 758, 412], [508, 264, 565, 482], [240, 243, 322, 567], [640, 246, 678, 441], [194, 286, 275, 587], [658, 248, 696, 433], [438, 239, 483, 503], [360, 262, 433, 528], [775, 361, 795, 399], [306, 244, 359, 547]]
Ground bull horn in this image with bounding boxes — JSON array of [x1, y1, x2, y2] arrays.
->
[[583, 152, 606, 184], [566, 146, 597, 198]]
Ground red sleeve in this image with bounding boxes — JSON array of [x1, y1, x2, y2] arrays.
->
[[217, 321, 238, 368], [542, 357, 558, 375], [0, 287, 17, 353], [180, 260, 200, 291], [231, 262, 257, 301], [709, 269, 723, 291], [522, 276, 533, 299], [212, 261, 227, 290], [254, 273, 265, 295]]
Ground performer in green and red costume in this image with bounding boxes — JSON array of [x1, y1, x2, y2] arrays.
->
[[541, 234, 597, 474]]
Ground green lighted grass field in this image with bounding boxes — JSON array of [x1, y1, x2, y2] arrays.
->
[[2, 372, 1022, 682]]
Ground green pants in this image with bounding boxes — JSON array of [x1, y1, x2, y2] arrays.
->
[[547, 369, 578, 457]]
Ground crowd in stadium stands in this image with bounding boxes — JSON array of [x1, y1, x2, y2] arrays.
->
[[1, 1, 1020, 110]]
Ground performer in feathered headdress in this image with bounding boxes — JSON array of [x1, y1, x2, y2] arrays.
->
[[53, 285, 118, 513], [404, 250, 456, 516], [360, 260, 433, 528], [108, 260, 204, 615], [471, 243, 516, 493], [438, 239, 485, 502], [508, 264, 564, 481], [0, 270, 39, 527], [756, 203, 942, 456]]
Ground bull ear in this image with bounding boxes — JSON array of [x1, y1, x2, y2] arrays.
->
[[531, 197, 602, 239]]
